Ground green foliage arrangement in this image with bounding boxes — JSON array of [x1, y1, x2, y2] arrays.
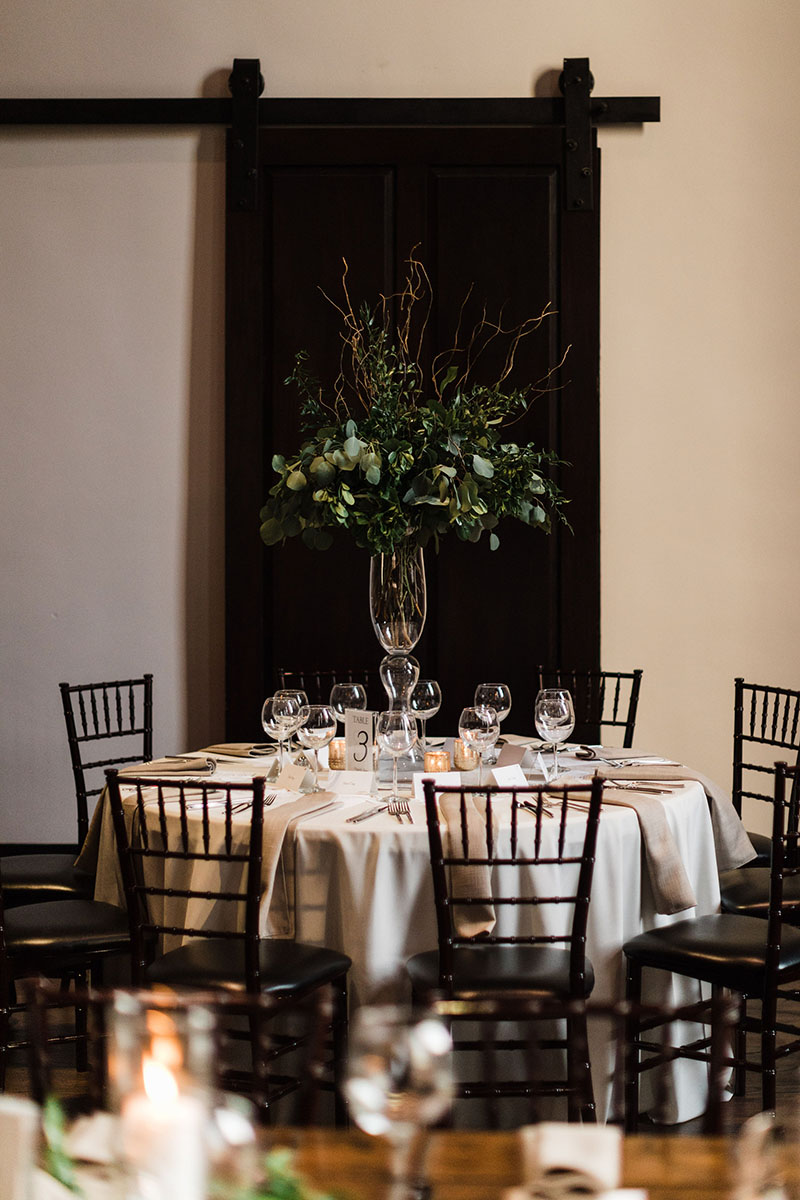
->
[[260, 257, 569, 557]]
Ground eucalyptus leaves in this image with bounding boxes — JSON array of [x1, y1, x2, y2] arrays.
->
[[260, 257, 568, 557]]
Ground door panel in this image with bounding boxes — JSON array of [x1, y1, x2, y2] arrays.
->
[[226, 119, 599, 736]]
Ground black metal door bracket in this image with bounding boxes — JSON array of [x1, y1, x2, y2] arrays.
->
[[227, 59, 264, 212], [561, 58, 595, 211]]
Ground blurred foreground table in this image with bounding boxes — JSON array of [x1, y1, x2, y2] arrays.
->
[[290, 1129, 740, 1200]]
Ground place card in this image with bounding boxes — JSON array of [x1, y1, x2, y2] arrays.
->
[[490, 763, 528, 788], [329, 770, 375, 796], [413, 770, 461, 802], [274, 761, 310, 792], [345, 709, 376, 771]]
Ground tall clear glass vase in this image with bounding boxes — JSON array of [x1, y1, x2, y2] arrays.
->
[[370, 539, 427, 783]]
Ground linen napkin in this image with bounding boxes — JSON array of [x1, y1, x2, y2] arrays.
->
[[517, 1123, 623, 1199], [553, 770, 697, 915], [590, 757, 756, 872], [200, 743, 277, 758], [438, 793, 497, 937], [118, 756, 214, 775], [259, 791, 337, 938]]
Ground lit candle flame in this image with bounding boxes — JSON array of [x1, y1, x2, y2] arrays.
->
[[142, 1053, 179, 1104]]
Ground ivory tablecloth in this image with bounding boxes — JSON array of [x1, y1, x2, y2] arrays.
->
[[85, 749, 742, 1122]]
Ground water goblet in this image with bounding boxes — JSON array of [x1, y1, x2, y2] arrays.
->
[[329, 681, 368, 725], [458, 705, 500, 787], [274, 689, 309, 760], [534, 688, 575, 777], [261, 694, 301, 769], [344, 1005, 453, 1200], [296, 704, 337, 791], [473, 683, 511, 763], [376, 710, 418, 802], [409, 680, 442, 754]]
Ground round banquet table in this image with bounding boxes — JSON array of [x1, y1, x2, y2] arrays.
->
[[88, 745, 729, 1123]]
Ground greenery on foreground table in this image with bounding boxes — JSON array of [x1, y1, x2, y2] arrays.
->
[[260, 256, 569, 556], [211, 1147, 337, 1200]]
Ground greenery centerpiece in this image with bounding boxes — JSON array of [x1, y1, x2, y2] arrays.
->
[[260, 256, 568, 561], [259, 256, 569, 709]]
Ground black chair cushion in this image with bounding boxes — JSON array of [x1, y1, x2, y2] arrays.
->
[[719, 867, 800, 924], [146, 938, 351, 997], [406, 944, 595, 999], [1, 853, 93, 907], [741, 831, 771, 868], [5, 899, 130, 961], [624, 913, 800, 993]]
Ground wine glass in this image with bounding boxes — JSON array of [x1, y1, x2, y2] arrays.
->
[[329, 681, 368, 726], [344, 1005, 453, 1200], [473, 683, 511, 763], [296, 704, 337, 791], [534, 688, 575, 777], [409, 680, 442, 754], [274, 689, 308, 760], [458, 705, 500, 787], [376, 711, 418, 802], [261, 694, 301, 768]]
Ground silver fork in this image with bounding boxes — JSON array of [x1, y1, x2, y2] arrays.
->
[[231, 791, 278, 814], [388, 798, 412, 824]]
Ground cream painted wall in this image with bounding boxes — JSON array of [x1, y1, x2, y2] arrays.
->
[[2, 1, 799, 842]]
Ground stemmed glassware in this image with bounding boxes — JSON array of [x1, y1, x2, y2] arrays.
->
[[376, 711, 418, 802], [329, 681, 368, 725], [344, 1005, 453, 1200], [274, 688, 308, 761], [261, 693, 302, 768], [534, 688, 576, 778], [458, 705, 500, 787], [409, 680, 442, 754], [296, 704, 337, 792], [473, 683, 511, 764]]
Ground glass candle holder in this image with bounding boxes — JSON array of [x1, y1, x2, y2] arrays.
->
[[328, 739, 346, 770], [424, 750, 451, 773], [109, 992, 216, 1200], [453, 739, 479, 771]]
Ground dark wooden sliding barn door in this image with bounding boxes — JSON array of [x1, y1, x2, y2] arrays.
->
[[225, 116, 600, 737]]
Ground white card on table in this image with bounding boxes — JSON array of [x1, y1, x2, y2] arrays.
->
[[413, 770, 462, 802], [274, 761, 309, 791], [329, 770, 375, 796], [491, 763, 528, 788], [345, 709, 376, 771]]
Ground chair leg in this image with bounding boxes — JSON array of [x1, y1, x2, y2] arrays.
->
[[733, 993, 748, 1096], [331, 975, 349, 1128], [624, 958, 643, 1132], [566, 1013, 596, 1123], [0, 998, 10, 1093], [72, 971, 89, 1072], [761, 991, 778, 1113]]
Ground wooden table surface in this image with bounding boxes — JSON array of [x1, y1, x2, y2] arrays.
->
[[286, 1130, 746, 1200]]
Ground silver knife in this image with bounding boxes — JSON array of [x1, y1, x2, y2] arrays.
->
[[290, 800, 339, 825], [346, 803, 391, 824]]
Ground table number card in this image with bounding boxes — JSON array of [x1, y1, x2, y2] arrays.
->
[[345, 709, 376, 771]]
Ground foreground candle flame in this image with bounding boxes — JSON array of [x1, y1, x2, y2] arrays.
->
[[142, 1054, 179, 1105]]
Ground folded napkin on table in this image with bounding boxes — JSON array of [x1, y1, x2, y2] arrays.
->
[[259, 791, 337, 938], [554, 769, 697, 915], [200, 743, 277, 758], [437, 793, 496, 937], [590, 756, 756, 872], [517, 1122, 622, 1199], [118, 756, 214, 776]]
